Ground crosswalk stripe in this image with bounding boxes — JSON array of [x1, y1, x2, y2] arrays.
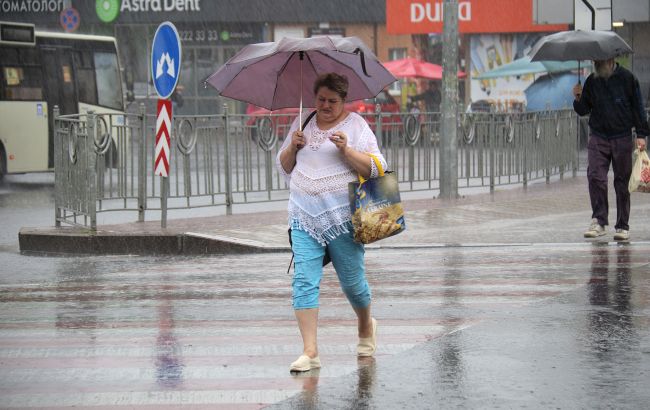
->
[[2, 243, 648, 407]]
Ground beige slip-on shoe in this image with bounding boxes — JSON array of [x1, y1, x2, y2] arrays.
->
[[357, 317, 377, 357], [290, 354, 321, 372], [614, 229, 630, 241]]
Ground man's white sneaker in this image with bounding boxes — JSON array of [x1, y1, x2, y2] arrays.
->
[[584, 218, 607, 238], [613, 229, 629, 241]]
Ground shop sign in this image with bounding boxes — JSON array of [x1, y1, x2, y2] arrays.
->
[[119, 0, 201, 13], [387, 0, 568, 34], [308, 27, 345, 37], [0, 0, 202, 23], [175, 23, 262, 45], [95, 0, 201, 23], [0, 0, 65, 13], [96, 0, 120, 23]]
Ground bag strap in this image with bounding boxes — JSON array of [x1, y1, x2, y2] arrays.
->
[[358, 153, 384, 185], [301, 110, 317, 131]]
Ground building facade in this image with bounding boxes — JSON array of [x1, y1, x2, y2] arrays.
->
[[2, 0, 413, 114], [7, 0, 646, 113], [388, 0, 650, 111]]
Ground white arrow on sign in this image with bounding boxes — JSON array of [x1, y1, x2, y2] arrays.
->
[[155, 52, 176, 79]]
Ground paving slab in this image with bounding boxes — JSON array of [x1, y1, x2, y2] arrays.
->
[[18, 176, 650, 255]]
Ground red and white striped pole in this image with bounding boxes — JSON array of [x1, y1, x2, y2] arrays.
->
[[155, 99, 172, 228], [151, 21, 181, 228], [155, 100, 172, 177]]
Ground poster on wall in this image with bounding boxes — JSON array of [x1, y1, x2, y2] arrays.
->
[[469, 33, 544, 112]]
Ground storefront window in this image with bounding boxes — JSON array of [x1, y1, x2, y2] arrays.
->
[[388, 48, 407, 94], [115, 26, 149, 98], [180, 49, 196, 98], [196, 48, 220, 98]]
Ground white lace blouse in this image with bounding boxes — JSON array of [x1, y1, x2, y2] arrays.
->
[[276, 112, 387, 245]]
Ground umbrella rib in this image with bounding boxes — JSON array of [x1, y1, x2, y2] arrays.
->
[[313, 51, 376, 98], [205, 52, 277, 85], [294, 52, 319, 109], [209, 42, 392, 109], [209, 50, 291, 93], [268, 50, 370, 108], [269, 51, 314, 110], [215, 51, 299, 109]]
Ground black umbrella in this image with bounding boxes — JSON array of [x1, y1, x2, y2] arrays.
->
[[529, 30, 632, 62], [529, 30, 633, 84]]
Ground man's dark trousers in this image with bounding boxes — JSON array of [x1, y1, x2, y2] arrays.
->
[[587, 134, 634, 230]]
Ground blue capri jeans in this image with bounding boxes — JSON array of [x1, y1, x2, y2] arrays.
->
[[290, 222, 371, 310]]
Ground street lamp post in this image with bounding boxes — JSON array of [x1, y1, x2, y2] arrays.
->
[[440, 0, 459, 199]]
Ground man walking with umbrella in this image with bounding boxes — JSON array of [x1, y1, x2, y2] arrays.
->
[[572, 58, 648, 240]]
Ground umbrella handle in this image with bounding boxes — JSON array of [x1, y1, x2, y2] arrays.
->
[[577, 60, 581, 85], [299, 51, 303, 131]]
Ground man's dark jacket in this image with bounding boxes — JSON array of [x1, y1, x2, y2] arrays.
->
[[573, 64, 649, 140], [411, 89, 441, 112]]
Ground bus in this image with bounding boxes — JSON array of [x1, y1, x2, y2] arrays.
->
[[0, 21, 125, 179]]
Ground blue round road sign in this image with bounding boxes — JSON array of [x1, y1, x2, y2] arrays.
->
[[151, 22, 181, 99]]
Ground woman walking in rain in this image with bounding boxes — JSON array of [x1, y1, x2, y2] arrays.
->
[[277, 73, 386, 372]]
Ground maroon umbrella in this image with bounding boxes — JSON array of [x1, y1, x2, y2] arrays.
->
[[204, 36, 396, 126]]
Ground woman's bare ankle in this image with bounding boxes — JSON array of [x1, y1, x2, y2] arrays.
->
[[358, 323, 372, 338], [303, 348, 318, 358]]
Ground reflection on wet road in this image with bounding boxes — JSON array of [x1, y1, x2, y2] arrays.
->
[[1, 242, 649, 408]]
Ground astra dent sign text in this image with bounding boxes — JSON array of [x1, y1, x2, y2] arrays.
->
[[120, 0, 200, 12]]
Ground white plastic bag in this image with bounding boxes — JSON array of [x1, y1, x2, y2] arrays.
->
[[629, 149, 650, 193]]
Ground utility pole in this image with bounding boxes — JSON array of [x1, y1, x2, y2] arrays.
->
[[439, 0, 459, 199]]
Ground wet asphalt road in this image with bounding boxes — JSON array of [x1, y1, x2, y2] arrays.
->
[[1, 174, 650, 409], [0, 173, 55, 252], [274, 243, 650, 409]]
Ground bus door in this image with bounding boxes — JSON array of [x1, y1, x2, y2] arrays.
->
[[40, 47, 78, 168]]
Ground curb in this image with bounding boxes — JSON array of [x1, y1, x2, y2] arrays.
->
[[18, 228, 291, 256], [19, 227, 649, 256]]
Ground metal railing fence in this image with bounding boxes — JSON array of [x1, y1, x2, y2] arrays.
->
[[53, 105, 585, 230]]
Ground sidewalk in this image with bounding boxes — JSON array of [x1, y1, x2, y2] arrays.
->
[[18, 176, 650, 254], [5, 175, 650, 409]]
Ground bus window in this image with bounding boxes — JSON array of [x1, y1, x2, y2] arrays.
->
[[0, 47, 43, 101], [0, 46, 18, 64], [94, 52, 122, 110], [74, 50, 98, 106], [20, 48, 39, 65]]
